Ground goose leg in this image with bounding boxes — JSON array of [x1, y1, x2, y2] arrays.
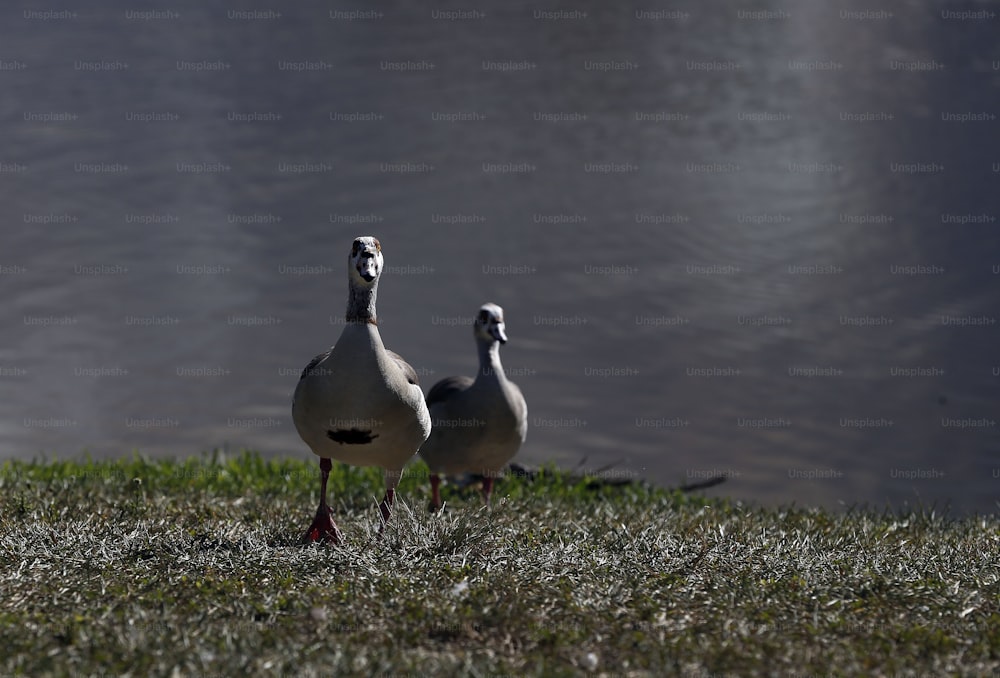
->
[[482, 476, 494, 507], [303, 458, 342, 544], [378, 468, 402, 535], [429, 473, 442, 512]]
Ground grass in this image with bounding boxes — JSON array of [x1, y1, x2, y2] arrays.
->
[[1, 450, 999, 677]]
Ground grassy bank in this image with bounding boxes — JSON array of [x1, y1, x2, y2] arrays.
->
[[0, 451, 998, 677]]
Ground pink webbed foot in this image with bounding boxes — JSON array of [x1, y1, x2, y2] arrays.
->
[[303, 504, 343, 544], [303, 457, 342, 544]]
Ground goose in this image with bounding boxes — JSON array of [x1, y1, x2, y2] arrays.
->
[[419, 303, 527, 510], [292, 236, 431, 543]]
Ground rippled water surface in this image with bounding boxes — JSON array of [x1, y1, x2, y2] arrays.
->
[[2, 1, 999, 511]]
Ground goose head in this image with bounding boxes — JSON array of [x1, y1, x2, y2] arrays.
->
[[474, 303, 508, 345], [349, 236, 383, 286]]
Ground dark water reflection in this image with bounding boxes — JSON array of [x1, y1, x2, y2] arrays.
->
[[2, 1, 998, 511]]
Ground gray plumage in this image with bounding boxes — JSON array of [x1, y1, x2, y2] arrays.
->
[[419, 303, 527, 480], [292, 236, 430, 542]]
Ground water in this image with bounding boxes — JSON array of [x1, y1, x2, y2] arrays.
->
[[2, 1, 998, 512]]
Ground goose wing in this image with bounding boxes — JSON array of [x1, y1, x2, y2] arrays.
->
[[385, 349, 421, 385], [426, 375, 474, 407], [298, 349, 332, 380]]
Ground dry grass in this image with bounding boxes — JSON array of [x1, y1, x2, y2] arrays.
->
[[1, 451, 998, 677]]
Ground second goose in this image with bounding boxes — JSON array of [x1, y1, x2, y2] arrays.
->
[[419, 303, 527, 510]]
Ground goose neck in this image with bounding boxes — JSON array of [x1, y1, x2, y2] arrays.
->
[[346, 279, 378, 324], [477, 340, 505, 381]]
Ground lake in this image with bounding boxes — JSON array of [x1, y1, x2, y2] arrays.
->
[[2, 0, 998, 512]]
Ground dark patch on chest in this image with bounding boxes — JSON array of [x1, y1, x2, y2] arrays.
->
[[327, 428, 379, 444]]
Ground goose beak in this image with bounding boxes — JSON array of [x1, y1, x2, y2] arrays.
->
[[491, 322, 508, 344]]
